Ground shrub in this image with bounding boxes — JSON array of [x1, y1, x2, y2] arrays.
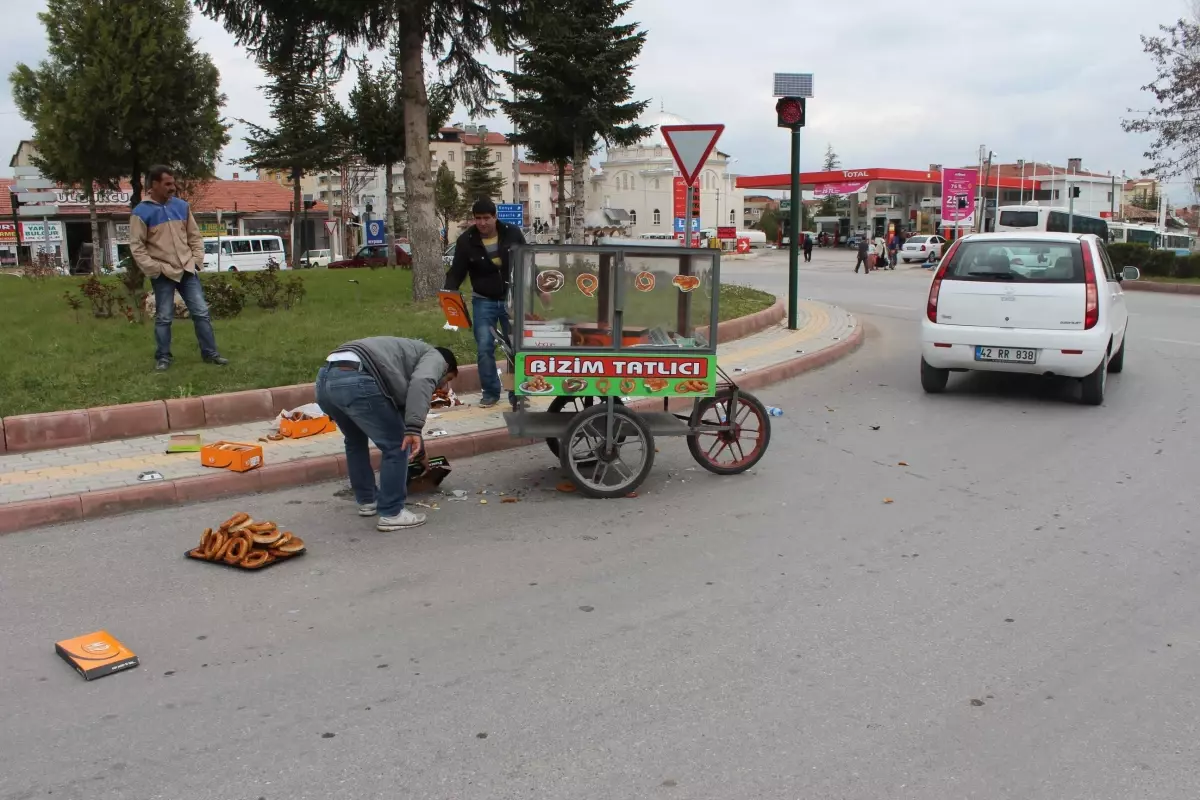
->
[[1142, 250, 1177, 278], [77, 275, 127, 318], [1106, 242, 1151, 271], [1173, 253, 1200, 280], [204, 275, 246, 319], [281, 274, 307, 310], [24, 251, 63, 281]]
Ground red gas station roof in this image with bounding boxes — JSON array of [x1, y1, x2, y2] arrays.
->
[[736, 167, 1037, 191]]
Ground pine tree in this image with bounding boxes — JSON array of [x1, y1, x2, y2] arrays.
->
[[434, 161, 459, 248], [500, 0, 650, 244], [823, 144, 841, 172], [239, 39, 343, 264], [459, 138, 507, 214], [10, 0, 227, 277], [197, 0, 524, 300]]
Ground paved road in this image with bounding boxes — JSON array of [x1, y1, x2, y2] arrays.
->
[[3, 250, 1200, 800]]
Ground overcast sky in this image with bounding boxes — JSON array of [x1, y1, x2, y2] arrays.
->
[[1, 0, 1194, 198]]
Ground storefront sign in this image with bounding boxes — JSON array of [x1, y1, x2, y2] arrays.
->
[[941, 168, 978, 223], [19, 220, 65, 242], [198, 223, 227, 237], [113, 223, 130, 244], [814, 181, 868, 198], [55, 189, 132, 205], [515, 353, 718, 397], [717, 226, 737, 240], [0, 221, 16, 244], [843, 170, 869, 179]]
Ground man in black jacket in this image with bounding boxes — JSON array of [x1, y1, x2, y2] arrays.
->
[[444, 198, 529, 408]]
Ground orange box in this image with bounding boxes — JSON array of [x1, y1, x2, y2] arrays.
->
[[279, 415, 337, 439], [200, 440, 264, 472], [55, 630, 139, 681], [438, 290, 472, 329]]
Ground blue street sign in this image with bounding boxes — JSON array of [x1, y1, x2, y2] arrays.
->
[[365, 219, 386, 245], [673, 217, 701, 233], [496, 203, 524, 227]]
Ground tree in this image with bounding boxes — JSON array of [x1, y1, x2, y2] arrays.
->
[[459, 137, 507, 212], [1123, 18, 1200, 177], [500, 0, 650, 244], [1130, 188, 1161, 211], [11, 0, 227, 278], [434, 161, 459, 249], [238, 40, 343, 264], [756, 208, 779, 242], [197, 0, 524, 300], [823, 144, 841, 172], [818, 195, 839, 217]]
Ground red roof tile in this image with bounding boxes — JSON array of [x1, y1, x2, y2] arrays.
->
[[0, 178, 13, 216], [0, 178, 324, 218], [461, 131, 510, 146], [519, 161, 574, 175]]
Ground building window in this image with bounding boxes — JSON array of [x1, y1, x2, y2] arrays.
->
[[1107, 191, 1114, 202], [630, 210, 637, 224], [535, 184, 541, 194], [1054, 189, 1060, 199], [448, 151, 454, 162], [534, 200, 541, 210], [653, 179, 659, 190], [629, 176, 635, 191], [653, 209, 661, 225]]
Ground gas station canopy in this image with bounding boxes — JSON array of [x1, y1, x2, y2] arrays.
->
[[737, 167, 1036, 192]]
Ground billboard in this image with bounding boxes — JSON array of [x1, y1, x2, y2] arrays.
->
[[941, 169, 978, 223]]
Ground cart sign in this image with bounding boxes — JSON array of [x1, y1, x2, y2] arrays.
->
[[941, 168, 978, 223], [514, 353, 717, 397]]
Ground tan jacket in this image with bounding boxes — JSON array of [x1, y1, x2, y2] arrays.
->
[[129, 197, 204, 281]]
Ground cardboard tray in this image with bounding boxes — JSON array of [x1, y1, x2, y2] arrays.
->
[[185, 547, 306, 570]]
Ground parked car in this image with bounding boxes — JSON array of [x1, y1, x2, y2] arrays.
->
[[328, 243, 412, 269], [298, 249, 337, 268], [901, 235, 945, 263], [919, 232, 1139, 405]]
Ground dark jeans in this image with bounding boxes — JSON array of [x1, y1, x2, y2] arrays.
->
[[472, 296, 514, 402], [315, 364, 411, 517], [803, 247, 812, 262], [855, 254, 870, 272], [152, 271, 219, 361]]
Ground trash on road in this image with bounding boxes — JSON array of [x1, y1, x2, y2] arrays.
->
[[137, 471, 164, 482], [883, 498, 894, 504], [165, 433, 202, 454], [56, 630, 139, 681], [767, 406, 784, 417]]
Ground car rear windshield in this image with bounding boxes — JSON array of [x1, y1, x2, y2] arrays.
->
[[998, 210, 1040, 228], [908, 236, 929, 244], [942, 240, 1084, 283]]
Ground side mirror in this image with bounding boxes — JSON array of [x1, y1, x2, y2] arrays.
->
[[1121, 266, 1140, 281]]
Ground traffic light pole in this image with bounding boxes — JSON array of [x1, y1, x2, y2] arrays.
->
[[788, 125, 802, 330]]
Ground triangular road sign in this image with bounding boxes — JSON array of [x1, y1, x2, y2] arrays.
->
[[661, 124, 725, 186], [324, 219, 336, 234]]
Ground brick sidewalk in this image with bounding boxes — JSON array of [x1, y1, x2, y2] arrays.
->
[[0, 300, 860, 532]]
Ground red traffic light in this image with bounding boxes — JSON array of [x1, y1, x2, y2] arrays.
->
[[776, 97, 806, 128]]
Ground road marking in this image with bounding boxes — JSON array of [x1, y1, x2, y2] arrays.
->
[[1150, 337, 1200, 347], [872, 304, 914, 311]]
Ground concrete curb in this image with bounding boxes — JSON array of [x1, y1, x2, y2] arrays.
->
[[0, 316, 862, 535], [1123, 281, 1200, 295], [1, 300, 785, 454]]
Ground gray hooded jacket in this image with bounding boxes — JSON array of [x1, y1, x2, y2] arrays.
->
[[333, 337, 447, 435]]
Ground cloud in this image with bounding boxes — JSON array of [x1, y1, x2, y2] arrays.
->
[[1, 0, 1192, 199]]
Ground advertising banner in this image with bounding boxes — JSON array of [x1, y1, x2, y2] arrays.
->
[[814, 181, 868, 198], [514, 352, 718, 397], [19, 220, 65, 242], [0, 221, 16, 244], [940, 168, 978, 223]]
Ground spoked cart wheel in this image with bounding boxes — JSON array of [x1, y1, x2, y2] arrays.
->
[[545, 396, 626, 457], [687, 388, 772, 475], [559, 403, 655, 498]]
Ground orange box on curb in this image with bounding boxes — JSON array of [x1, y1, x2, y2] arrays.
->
[[200, 440, 264, 472], [278, 415, 337, 439], [55, 630, 139, 681]]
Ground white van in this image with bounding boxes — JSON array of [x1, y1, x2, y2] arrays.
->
[[202, 236, 286, 272]]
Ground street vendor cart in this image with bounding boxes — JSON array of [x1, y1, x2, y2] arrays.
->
[[493, 242, 772, 498]]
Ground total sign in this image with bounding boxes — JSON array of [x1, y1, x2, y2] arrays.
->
[[842, 170, 869, 179]]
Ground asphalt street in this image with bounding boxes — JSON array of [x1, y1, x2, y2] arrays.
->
[[2, 248, 1199, 799]]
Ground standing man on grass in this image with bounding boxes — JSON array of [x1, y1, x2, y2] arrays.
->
[[129, 165, 228, 372], [443, 198, 529, 409]]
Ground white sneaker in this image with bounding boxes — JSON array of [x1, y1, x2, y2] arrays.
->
[[377, 509, 427, 531], [358, 503, 378, 517]]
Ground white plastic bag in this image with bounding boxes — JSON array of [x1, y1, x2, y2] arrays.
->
[[271, 402, 326, 432]]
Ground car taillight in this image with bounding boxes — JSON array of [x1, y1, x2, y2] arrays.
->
[[1081, 243, 1099, 330], [926, 240, 962, 322], [920, 245, 926, 251]]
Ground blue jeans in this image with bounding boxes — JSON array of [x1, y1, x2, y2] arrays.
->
[[152, 271, 219, 361], [315, 364, 411, 517], [472, 296, 514, 402]]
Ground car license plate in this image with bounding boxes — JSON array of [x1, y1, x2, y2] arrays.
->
[[975, 346, 1037, 363]]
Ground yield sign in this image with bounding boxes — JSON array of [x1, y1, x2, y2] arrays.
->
[[324, 219, 336, 234], [661, 124, 725, 186]]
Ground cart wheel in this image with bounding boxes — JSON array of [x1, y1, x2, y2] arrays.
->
[[687, 389, 772, 475], [559, 404, 654, 499], [545, 395, 625, 457]]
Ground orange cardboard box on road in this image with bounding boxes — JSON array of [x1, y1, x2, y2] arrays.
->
[[55, 630, 139, 681], [200, 440, 264, 472], [279, 415, 337, 439]]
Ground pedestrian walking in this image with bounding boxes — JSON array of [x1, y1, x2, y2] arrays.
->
[[887, 233, 900, 269], [316, 337, 458, 532], [802, 233, 813, 262], [874, 235, 889, 269], [444, 198, 539, 409], [130, 165, 229, 372], [855, 235, 871, 273]]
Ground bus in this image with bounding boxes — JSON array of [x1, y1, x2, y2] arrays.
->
[[995, 205, 1108, 240], [201, 235, 286, 272], [1108, 223, 1194, 256], [1161, 231, 1194, 256]]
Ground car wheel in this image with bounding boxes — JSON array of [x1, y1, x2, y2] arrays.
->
[[920, 358, 949, 393], [1080, 354, 1107, 405], [1107, 337, 1125, 373]]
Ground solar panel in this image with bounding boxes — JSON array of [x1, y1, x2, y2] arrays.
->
[[773, 73, 814, 98]]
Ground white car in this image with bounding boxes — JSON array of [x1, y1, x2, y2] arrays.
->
[[919, 232, 1139, 405], [299, 249, 337, 268], [901, 235, 945, 263]]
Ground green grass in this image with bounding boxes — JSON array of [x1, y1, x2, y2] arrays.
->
[[1145, 276, 1200, 284], [0, 269, 774, 416]]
